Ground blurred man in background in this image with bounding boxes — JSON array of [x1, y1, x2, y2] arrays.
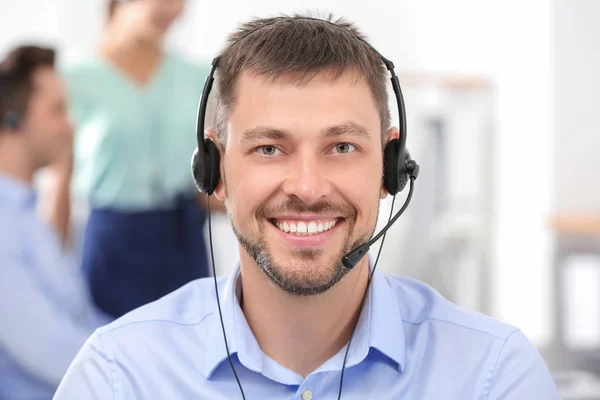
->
[[0, 45, 109, 399]]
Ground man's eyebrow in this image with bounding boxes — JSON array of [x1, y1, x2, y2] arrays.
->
[[322, 122, 372, 141], [239, 126, 292, 144], [238, 122, 372, 144]]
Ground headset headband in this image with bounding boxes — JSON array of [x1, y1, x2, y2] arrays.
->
[[195, 17, 407, 152]]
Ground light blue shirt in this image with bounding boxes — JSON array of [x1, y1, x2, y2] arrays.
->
[[55, 261, 559, 399], [0, 174, 110, 398], [62, 53, 208, 211]]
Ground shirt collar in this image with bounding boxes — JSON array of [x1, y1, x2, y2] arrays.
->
[[313, 256, 406, 374], [0, 173, 37, 210], [201, 264, 242, 379], [201, 256, 406, 379], [364, 260, 406, 372]]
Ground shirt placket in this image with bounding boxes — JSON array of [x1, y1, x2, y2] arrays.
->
[[296, 375, 319, 400]]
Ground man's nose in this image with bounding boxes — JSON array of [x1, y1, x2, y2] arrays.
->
[[281, 153, 332, 204]]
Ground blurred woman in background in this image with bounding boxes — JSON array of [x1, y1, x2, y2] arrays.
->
[[63, 0, 219, 318]]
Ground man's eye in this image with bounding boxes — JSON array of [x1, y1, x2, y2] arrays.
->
[[333, 143, 356, 154], [257, 145, 281, 156]]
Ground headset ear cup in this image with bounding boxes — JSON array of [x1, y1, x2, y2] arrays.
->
[[396, 149, 410, 193], [203, 138, 221, 195], [191, 147, 205, 192], [2, 111, 21, 129], [383, 138, 400, 195], [383, 138, 411, 195], [190, 139, 221, 195]]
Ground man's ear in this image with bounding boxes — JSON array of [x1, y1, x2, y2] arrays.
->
[[205, 128, 226, 201], [380, 126, 401, 199]]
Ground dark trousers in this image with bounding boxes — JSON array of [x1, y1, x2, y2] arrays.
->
[[81, 196, 210, 318]]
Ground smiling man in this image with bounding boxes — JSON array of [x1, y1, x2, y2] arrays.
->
[[55, 14, 559, 399]]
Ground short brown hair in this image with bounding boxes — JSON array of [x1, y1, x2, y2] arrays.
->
[[212, 14, 391, 147], [107, 0, 128, 21], [0, 45, 55, 129], [108, 0, 119, 19]]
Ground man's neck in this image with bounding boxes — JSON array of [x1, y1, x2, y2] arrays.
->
[[239, 249, 370, 377], [100, 27, 163, 63], [99, 35, 163, 88], [0, 140, 35, 185]]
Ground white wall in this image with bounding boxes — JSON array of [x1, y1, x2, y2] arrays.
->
[[554, 0, 600, 213], [0, 1, 60, 57], [0, 0, 555, 344], [487, 1, 554, 346]]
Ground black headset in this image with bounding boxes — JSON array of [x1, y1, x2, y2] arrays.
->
[[191, 17, 418, 200], [190, 16, 420, 400], [0, 73, 22, 130], [1, 110, 21, 129]]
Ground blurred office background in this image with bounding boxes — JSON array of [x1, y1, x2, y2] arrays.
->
[[2, 0, 599, 397]]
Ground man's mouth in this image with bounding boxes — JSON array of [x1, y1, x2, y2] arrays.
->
[[269, 218, 340, 236]]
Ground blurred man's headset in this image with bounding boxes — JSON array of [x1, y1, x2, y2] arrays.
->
[[0, 72, 23, 130], [1, 111, 21, 130], [190, 16, 420, 400]]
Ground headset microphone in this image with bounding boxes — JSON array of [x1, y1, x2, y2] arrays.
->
[[336, 167, 418, 400], [342, 160, 419, 269]]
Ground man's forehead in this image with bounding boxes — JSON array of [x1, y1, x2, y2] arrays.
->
[[235, 67, 370, 91], [33, 66, 58, 84], [225, 68, 382, 145], [32, 67, 63, 96]]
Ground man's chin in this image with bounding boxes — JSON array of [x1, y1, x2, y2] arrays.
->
[[262, 253, 348, 296], [233, 222, 362, 295], [270, 246, 344, 271]]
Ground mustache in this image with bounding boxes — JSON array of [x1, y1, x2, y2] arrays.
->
[[256, 198, 357, 219]]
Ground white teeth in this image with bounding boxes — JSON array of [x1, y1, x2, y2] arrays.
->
[[274, 219, 338, 236], [297, 222, 307, 234]]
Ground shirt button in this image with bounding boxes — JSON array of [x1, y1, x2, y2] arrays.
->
[[301, 389, 313, 400]]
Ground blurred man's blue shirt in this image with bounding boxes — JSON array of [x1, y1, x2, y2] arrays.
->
[[0, 174, 108, 398], [55, 259, 559, 399]]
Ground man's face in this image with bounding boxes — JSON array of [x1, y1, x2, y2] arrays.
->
[[21, 67, 73, 168], [216, 70, 393, 296]]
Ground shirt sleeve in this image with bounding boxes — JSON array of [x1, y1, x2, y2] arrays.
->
[[0, 246, 93, 387], [53, 333, 114, 399], [486, 330, 560, 399]]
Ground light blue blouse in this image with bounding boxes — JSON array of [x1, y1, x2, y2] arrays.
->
[[63, 53, 209, 211]]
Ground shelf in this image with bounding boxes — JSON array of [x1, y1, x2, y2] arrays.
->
[[550, 214, 600, 234]]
